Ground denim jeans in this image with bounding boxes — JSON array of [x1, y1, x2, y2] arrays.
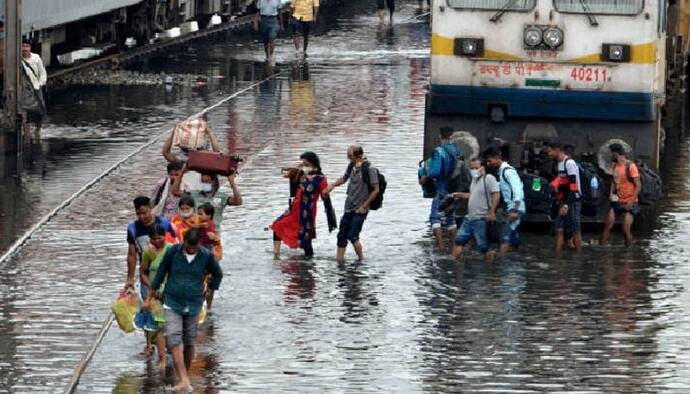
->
[[430, 194, 456, 230], [555, 200, 582, 234], [455, 218, 490, 253], [501, 212, 524, 247], [337, 211, 368, 248]]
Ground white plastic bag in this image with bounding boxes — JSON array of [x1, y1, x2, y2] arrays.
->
[[173, 118, 208, 150]]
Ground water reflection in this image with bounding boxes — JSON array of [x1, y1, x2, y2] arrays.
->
[[5, 0, 690, 392], [282, 259, 316, 302]]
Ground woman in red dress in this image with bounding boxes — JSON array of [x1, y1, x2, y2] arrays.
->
[[272, 152, 334, 259]]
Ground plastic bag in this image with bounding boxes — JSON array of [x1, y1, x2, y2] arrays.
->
[[134, 310, 157, 332], [198, 302, 207, 325], [172, 119, 208, 150], [111, 289, 141, 333]]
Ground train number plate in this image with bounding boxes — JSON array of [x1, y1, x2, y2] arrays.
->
[[473, 62, 612, 89], [569, 66, 610, 83]]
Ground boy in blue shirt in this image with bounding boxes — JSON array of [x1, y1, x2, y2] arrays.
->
[[420, 127, 460, 248], [483, 147, 525, 255]]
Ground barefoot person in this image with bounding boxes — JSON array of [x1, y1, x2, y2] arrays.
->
[[377, 0, 395, 25], [140, 225, 174, 371], [152, 229, 223, 392], [600, 144, 641, 247], [290, 0, 319, 57], [255, 0, 283, 63], [325, 146, 379, 262]]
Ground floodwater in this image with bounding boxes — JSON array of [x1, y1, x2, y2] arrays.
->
[[1, 0, 690, 392]]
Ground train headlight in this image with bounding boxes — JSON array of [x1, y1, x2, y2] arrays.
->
[[543, 27, 564, 49], [463, 40, 478, 55], [524, 27, 543, 48], [602, 43, 631, 62], [454, 38, 484, 57]]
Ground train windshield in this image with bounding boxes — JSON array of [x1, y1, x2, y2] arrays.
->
[[446, 0, 536, 11], [553, 0, 644, 15]]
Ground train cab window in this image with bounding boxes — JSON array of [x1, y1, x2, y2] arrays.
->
[[446, 0, 536, 11], [553, 0, 644, 15]]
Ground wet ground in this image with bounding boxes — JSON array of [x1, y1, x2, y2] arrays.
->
[[2, 0, 690, 392]]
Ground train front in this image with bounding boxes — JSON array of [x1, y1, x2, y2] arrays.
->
[[424, 0, 666, 178]]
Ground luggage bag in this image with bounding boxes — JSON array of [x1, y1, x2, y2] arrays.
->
[[186, 151, 240, 176]]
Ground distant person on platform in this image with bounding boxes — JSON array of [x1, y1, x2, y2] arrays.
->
[[20, 39, 47, 142], [378, 0, 395, 25], [600, 144, 641, 247], [290, 0, 319, 57], [255, 0, 283, 64], [419, 127, 460, 249]]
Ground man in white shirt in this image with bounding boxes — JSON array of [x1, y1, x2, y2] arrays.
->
[[255, 0, 283, 63], [21, 39, 47, 141]]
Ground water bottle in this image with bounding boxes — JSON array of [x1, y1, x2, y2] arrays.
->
[[590, 176, 599, 199]]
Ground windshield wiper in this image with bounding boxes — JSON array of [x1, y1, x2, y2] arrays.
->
[[490, 0, 518, 23], [579, 0, 599, 26]]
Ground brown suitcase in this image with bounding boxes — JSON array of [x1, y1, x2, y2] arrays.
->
[[186, 151, 239, 176]]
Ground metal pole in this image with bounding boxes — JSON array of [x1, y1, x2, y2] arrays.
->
[[2, 0, 22, 153]]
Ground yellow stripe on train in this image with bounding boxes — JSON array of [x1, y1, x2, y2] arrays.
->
[[430, 34, 657, 64]]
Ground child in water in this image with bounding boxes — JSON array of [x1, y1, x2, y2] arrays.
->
[[140, 225, 174, 371], [170, 195, 197, 243], [197, 202, 222, 309]]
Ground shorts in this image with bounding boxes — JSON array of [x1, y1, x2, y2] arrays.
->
[[555, 200, 582, 234], [455, 218, 490, 253], [165, 308, 199, 348], [500, 211, 524, 247], [377, 0, 395, 11], [430, 194, 457, 230], [337, 211, 368, 247], [260, 16, 280, 44], [290, 18, 312, 36], [611, 201, 640, 216]]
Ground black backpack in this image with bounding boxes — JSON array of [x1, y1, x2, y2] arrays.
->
[[347, 162, 387, 210], [625, 161, 662, 205], [442, 147, 472, 193], [569, 160, 602, 217], [521, 173, 554, 216]]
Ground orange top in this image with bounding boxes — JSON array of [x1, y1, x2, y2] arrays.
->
[[292, 0, 319, 22], [612, 161, 639, 204]]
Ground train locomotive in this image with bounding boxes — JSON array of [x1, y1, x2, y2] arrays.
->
[[424, 0, 690, 220]]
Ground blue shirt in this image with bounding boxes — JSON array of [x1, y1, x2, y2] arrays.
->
[[257, 0, 282, 16], [427, 142, 460, 194], [498, 162, 526, 214], [126, 216, 175, 256], [152, 244, 223, 316]]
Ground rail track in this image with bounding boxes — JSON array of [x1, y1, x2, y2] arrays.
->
[[47, 10, 277, 84]]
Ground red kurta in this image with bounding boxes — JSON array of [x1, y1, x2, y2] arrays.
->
[[272, 175, 328, 249]]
